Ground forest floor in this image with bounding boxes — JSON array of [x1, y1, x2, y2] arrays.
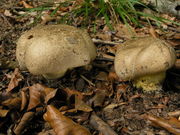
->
[[0, 0, 180, 135]]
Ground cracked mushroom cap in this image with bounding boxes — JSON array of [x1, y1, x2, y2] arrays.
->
[[114, 36, 176, 80], [16, 24, 96, 79]]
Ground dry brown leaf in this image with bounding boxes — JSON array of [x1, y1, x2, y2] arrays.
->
[[27, 84, 44, 111], [14, 111, 35, 135], [19, 1, 33, 8], [75, 95, 92, 112], [91, 89, 107, 107], [20, 87, 29, 111], [108, 72, 119, 82], [6, 68, 23, 92], [38, 129, 56, 135], [0, 109, 9, 117], [2, 97, 21, 109], [41, 14, 55, 24], [175, 59, 180, 69], [63, 88, 83, 100], [43, 105, 91, 135], [96, 72, 108, 81], [115, 24, 136, 39], [96, 33, 112, 41], [44, 87, 57, 104], [149, 26, 158, 38], [145, 114, 180, 135], [116, 84, 128, 101]]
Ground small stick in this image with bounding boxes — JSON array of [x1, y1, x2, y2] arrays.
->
[[144, 114, 180, 135], [92, 38, 122, 45], [168, 110, 180, 117], [80, 75, 95, 87], [90, 113, 118, 135]]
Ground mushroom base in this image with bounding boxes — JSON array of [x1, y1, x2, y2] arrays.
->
[[133, 72, 166, 91]]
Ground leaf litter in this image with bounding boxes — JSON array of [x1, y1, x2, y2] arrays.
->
[[0, 0, 180, 135]]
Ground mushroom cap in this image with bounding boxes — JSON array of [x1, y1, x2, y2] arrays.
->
[[16, 24, 96, 79], [114, 36, 176, 80]]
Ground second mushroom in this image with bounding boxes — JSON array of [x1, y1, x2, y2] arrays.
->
[[114, 36, 176, 91]]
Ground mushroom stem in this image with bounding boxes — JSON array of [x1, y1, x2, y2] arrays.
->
[[133, 72, 166, 91]]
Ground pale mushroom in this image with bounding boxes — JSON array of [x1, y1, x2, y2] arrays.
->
[[16, 24, 96, 79], [114, 36, 176, 91]]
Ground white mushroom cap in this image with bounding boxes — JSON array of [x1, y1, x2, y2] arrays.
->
[[16, 24, 96, 79], [114, 36, 176, 81]]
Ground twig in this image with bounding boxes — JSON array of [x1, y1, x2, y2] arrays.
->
[[95, 57, 114, 62], [80, 75, 95, 87], [168, 110, 180, 117], [144, 114, 180, 135], [90, 113, 118, 135], [92, 38, 123, 45], [0, 13, 12, 27]]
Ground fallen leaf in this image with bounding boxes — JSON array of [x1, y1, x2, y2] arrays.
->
[[63, 88, 83, 100], [108, 72, 119, 82], [175, 59, 180, 69], [19, 1, 33, 8], [2, 97, 21, 109], [91, 89, 107, 107], [20, 87, 29, 111], [75, 95, 92, 112], [6, 68, 23, 92], [0, 108, 9, 117], [41, 13, 55, 24], [96, 72, 108, 81], [13, 111, 35, 135], [43, 105, 91, 135], [115, 84, 128, 101], [115, 24, 136, 39], [44, 87, 58, 104], [27, 84, 44, 111], [38, 129, 56, 135]]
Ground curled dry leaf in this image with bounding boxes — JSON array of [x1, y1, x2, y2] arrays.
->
[[175, 59, 180, 69], [63, 88, 83, 100], [44, 87, 57, 104], [6, 68, 23, 92], [75, 95, 93, 112], [1, 97, 21, 109], [91, 90, 107, 107], [145, 114, 180, 135], [0, 108, 9, 117], [43, 105, 91, 135], [115, 24, 136, 39], [27, 84, 44, 111], [19, 1, 33, 8], [20, 87, 29, 111], [38, 129, 56, 135], [115, 84, 128, 101], [108, 72, 119, 82], [14, 111, 35, 135]]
